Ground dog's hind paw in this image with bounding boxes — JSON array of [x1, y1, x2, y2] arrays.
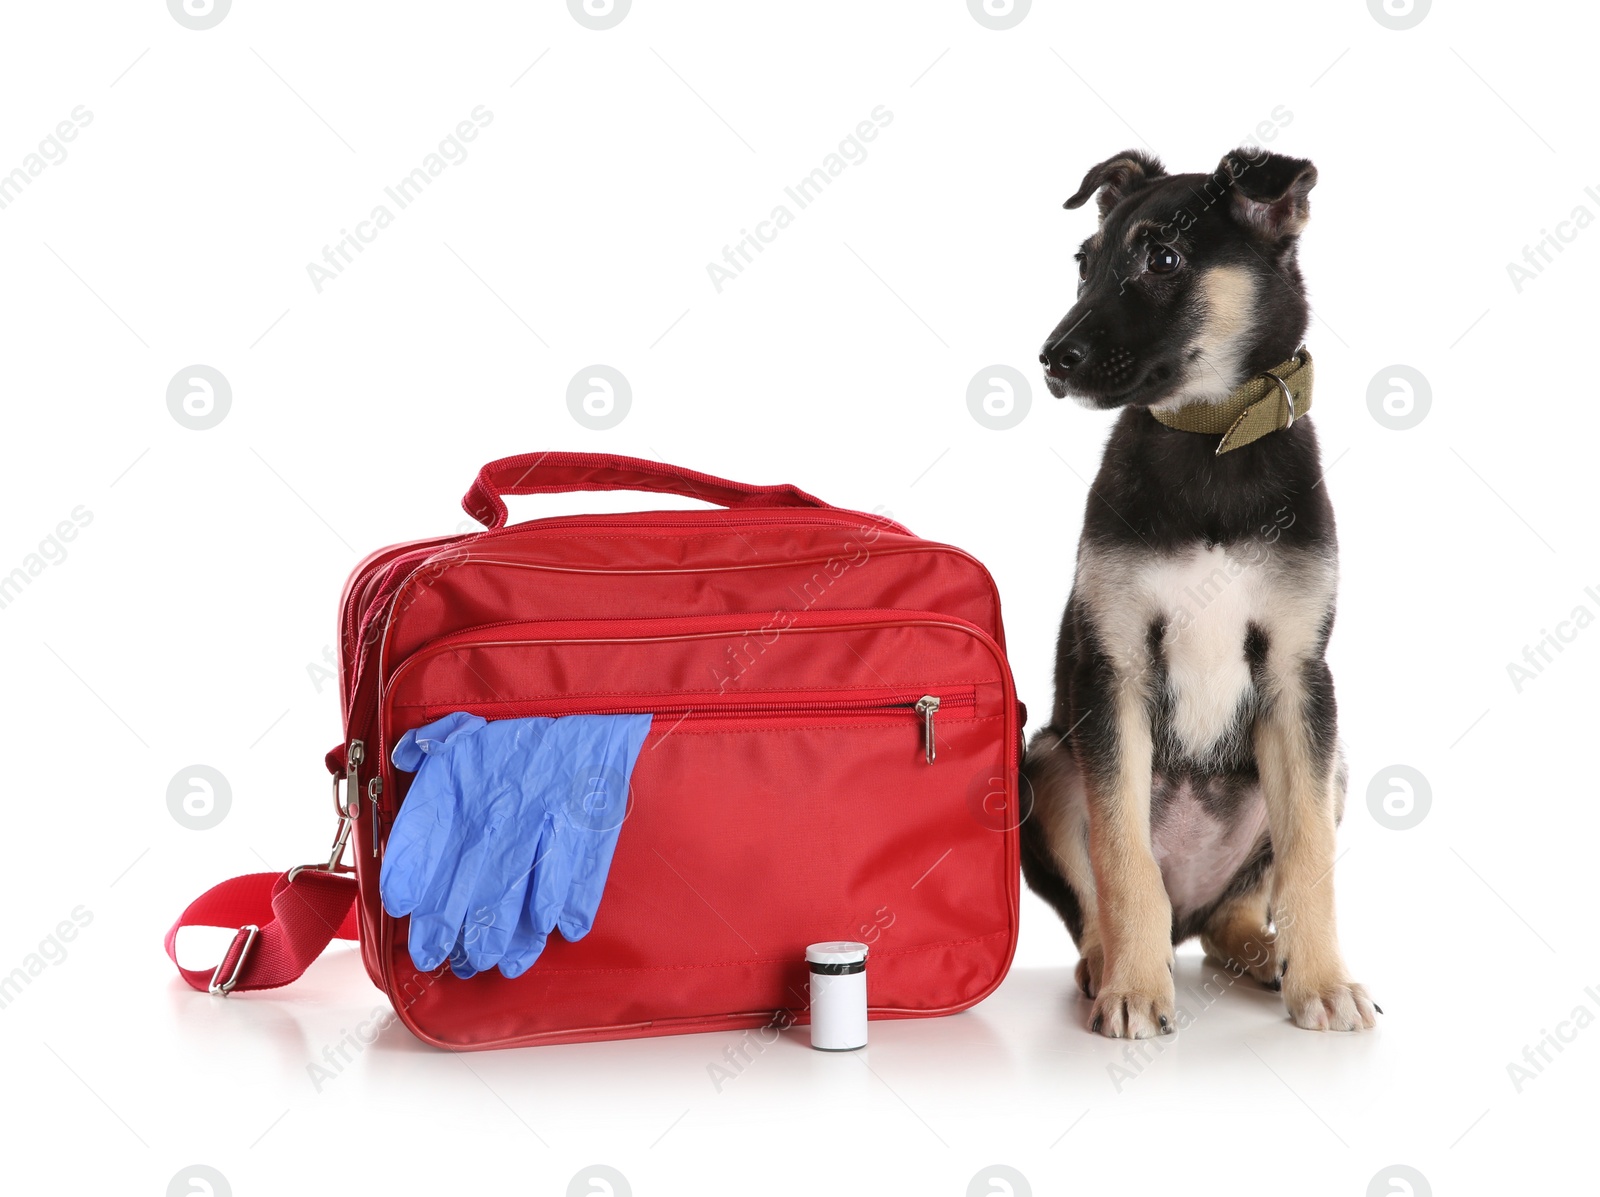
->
[[1200, 913, 1283, 991], [1285, 978, 1379, 1031], [1202, 937, 1283, 991], [1074, 947, 1104, 999]]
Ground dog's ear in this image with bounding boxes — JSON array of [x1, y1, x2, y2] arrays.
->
[[1220, 149, 1317, 241], [1064, 150, 1165, 218]]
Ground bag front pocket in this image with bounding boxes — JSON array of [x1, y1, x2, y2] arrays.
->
[[376, 610, 1019, 1049]]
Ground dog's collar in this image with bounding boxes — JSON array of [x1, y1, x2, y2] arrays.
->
[[1149, 349, 1313, 454]]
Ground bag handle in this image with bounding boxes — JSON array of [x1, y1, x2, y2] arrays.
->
[[462, 451, 832, 530]]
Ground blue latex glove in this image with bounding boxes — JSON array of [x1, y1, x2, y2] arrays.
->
[[452, 719, 562, 974], [498, 715, 650, 978], [557, 719, 648, 939], [380, 711, 651, 977], [446, 927, 477, 981], [379, 711, 491, 972]]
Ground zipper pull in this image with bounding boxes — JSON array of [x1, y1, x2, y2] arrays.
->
[[368, 776, 384, 857], [346, 739, 365, 817], [914, 695, 940, 764]]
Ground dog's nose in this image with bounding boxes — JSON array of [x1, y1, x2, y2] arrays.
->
[[1041, 337, 1088, 374]]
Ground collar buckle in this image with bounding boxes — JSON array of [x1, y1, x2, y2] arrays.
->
[[1260, 368, 1297, 429]]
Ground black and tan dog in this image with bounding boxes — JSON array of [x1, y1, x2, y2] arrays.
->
[[1025, 147, 1379, 1037]]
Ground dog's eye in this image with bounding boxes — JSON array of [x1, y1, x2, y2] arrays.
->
[[1148, 246, 1181, 275], [1075, 254, 1087, 280]]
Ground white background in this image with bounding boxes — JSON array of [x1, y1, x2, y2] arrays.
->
[[2, 1, 1596, 1193]]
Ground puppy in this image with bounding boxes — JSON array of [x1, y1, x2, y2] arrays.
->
[[1023, 148, 1378, 1037]]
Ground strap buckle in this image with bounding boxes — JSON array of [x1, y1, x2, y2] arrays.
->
[[209, 923, 260, 996]]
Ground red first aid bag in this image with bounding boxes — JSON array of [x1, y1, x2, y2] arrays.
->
[[167, 453, 1022, 1049]]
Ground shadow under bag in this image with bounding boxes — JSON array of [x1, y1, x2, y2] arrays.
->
[[167, 452, 1023, 1050]]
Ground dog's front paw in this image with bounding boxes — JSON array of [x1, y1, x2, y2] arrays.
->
[[1089, 971, 1175, 1038], [1284, 976, 1379, 1031]]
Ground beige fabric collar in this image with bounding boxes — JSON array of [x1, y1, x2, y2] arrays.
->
[[1148, 349, 1313, 454]]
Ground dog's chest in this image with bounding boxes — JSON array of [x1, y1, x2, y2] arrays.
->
[[1150, 772, 1267, 917], [1078, 541, 1333, 759]]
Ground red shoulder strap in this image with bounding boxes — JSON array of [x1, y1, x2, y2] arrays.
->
[[165, 869, 358, 994]]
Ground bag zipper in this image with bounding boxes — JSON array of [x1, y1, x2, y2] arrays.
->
[[340, 515, 911, 726], [347, 508, 906, 652], [378, 685, 976, 811], [558, 690, 968, 765], [371, 609, 990, 768], [500, 510, 906, 533]]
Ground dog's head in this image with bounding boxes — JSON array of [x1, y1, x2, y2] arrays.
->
[[1040, 148, 1317, 410]]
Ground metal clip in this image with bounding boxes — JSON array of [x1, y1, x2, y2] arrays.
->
[[288, 813, 354, 883], [209, 923, 260, 996]]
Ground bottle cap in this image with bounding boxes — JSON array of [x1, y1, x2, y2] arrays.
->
[[805, 941, 868, 966]]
